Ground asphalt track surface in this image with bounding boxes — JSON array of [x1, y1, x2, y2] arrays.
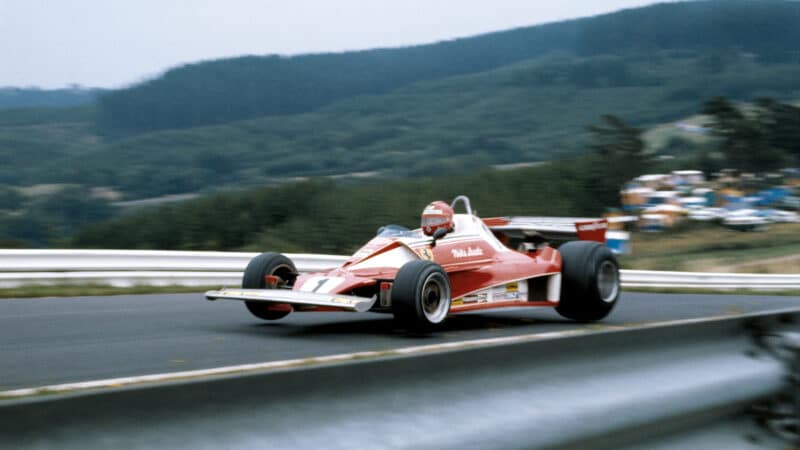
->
[[1, 291, 799, 390]]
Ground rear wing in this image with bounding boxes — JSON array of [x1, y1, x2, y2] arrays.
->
[[483, 217, 609, 243]]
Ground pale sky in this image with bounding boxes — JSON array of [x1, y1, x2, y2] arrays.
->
[[1, 0, 679, 88]]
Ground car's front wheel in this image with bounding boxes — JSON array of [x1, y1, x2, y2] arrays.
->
[[242, 252, 296, 321], [556, 241, 620, 322], [391, 260, 451, 329]]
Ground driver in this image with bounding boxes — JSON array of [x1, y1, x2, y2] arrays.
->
[[421, 201, 454, 236]]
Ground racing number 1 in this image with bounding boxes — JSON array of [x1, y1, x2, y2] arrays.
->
[[311, 278, 327, 293], [301, 276, 344, 294]]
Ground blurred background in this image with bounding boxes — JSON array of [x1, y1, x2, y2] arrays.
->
[[1, 0, 799, 273]]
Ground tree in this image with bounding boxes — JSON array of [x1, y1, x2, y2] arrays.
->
[[702, 96, 787, 171], [28, 187, 114, 239], [0, 185, 23, 210], [583, 115, 649, 211], [756, 98, 800, 162]]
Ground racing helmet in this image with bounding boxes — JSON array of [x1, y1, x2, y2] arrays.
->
[[421, 201, 454, 236]]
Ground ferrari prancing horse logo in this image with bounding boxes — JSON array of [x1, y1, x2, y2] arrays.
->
[[416, 247, 434, 261]]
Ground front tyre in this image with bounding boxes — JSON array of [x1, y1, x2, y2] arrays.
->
[[242, 252, 297, 321], [392, 260, 451, 329], [556, 241, 620, 322]]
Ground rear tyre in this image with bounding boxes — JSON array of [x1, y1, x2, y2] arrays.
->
[[242, 252, 297, 321], [391, 260, 451, 330], [556, 241, 620, 322]]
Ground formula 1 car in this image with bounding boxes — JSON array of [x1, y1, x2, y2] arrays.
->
[[206, 195, 620, 328]]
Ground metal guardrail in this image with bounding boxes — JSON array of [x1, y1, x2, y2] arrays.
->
[[0, 250, 347, 288], [622, 270, 800, 290], [0, 271, 241, 288], [1, 309, 797, 449], [1, 249, 800, 290], [0, 249, 345, 272]]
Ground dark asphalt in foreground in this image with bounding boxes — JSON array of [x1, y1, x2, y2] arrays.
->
[[1, 291, 799, 390]]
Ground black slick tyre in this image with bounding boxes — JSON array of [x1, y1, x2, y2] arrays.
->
[[391, 260, 451, 329], [242, 252, 297, 321], [556, 241, 620, 322]]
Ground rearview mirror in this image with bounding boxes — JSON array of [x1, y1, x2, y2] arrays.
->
[[432, 227, 448, 242]]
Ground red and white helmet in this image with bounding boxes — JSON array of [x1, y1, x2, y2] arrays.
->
[[421, 201, 454, 236]]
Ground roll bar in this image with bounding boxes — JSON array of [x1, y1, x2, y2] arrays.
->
[[450, 195, 473, 215]]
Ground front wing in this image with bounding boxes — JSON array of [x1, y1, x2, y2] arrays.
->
[[205, 288, 377, 313]]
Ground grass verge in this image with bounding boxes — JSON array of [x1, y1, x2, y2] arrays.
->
[[0, 284, 220, 299], [623, 287, 800, 296], [619, 222, 800, 272]]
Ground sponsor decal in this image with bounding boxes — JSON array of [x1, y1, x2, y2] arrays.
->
[[423, 208, 443, 215], [332, 297, 358, 305], [576, 222, 608, 232], [219, 289, 288, 301], [451, 297, 464, 306], [506, 282, 519, 293], [416, 247, 434, 261], [451, 246, 484, 258], [464, 293, 488, 303], [220, 289, 248, 297]]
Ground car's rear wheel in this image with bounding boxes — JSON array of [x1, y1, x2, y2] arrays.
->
[[242, 252, 297, 321], [556, 241, 620, 322], [392, 260, 451, 329]]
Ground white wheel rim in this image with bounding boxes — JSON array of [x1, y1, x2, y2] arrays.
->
[[597, 260, 619, 303], [421, 273, 450, 323]]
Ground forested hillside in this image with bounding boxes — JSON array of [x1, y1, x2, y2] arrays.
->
[[3, 0, 800, 248], [71, 163, 594, 253], [70, 95, 800, 253], [96, 0, 800, 135], [0, 87, 101, 109], [2, 0, 798, 199], [5, 49, 800, 198]]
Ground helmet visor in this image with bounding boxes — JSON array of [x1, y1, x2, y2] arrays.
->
[[422, 216, 448, 228]]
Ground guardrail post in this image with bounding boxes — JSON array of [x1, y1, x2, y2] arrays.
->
[[785, 333, 800, 447]]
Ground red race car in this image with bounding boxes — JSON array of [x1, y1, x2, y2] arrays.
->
[[206, 195, 620, 328]]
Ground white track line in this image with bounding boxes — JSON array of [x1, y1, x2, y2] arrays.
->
[[2, 307, 797, 400]]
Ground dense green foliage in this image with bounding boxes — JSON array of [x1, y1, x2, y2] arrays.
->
[[1, 1, 799, 199], [20, 97, 800, 251], [4, 50, 800, 198], [0, 185, 23, 210], [96, 0, 800, 135], [0, 87, 101, 110], [71, 163, 592, 253], [574, 0, 800, 58], [68, 95, 800, 253], [3, 1, 800, 249], [0, 106, 99, 186], [702, 97, 800, 171], [0, 186, 114, 247], [71, 115, 649, 253], [585, 115, 649, 207]]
